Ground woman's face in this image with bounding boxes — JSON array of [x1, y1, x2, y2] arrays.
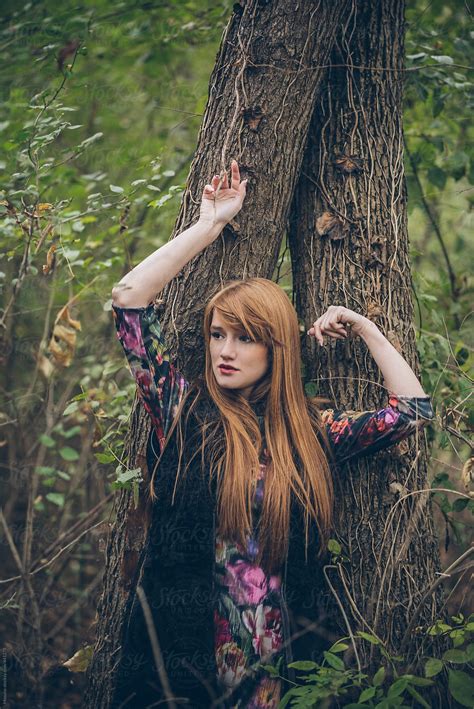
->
[[209, 312, 270, 399]]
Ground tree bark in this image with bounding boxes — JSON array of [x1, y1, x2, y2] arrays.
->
[[290, 0, 447, 682], [85, 1, 350, 705]]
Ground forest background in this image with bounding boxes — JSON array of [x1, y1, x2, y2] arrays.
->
[[0, 0, 472, 707]]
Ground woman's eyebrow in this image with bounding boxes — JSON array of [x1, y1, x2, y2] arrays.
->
[[210, 325, 246, 334]]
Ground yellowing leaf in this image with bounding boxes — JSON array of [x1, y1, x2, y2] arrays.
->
[[63, 645, 93, 673]]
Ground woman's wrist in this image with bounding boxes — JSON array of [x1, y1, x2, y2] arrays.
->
[[197, 215, 227, 240], [356, 317, 383, 343]]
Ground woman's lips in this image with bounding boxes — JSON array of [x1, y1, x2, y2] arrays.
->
[[218, 365, 238, 374]]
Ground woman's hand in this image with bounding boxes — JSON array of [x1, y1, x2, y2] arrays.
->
[[307, 305, 374, 346], [199, 159, 248, 226]]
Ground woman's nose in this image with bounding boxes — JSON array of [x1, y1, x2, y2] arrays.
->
[[220, 338, 236, 357]]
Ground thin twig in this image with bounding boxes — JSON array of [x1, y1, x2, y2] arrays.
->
[[0, 520, 105, 584], [136, 585, 177, 709]]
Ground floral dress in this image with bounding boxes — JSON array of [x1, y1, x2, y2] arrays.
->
[[112, 303, 434, 708]]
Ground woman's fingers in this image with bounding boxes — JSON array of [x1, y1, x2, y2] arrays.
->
[[308, 312, 348, 345], [209, 161, 246, 200], [230, 159, 240, 190]]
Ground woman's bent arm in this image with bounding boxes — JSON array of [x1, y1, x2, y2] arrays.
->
[[308, 305, 427, 398]]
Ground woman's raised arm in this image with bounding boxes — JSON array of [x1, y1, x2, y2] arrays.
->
[[111, 160, 248, 309]]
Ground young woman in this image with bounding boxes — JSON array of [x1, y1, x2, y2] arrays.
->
[[110, 161, 433, 708]]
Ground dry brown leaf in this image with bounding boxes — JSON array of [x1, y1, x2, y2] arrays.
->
[[367, 301, 384, 319], [389, 481, 409, 496], [47, 305, 82, 367], [42, 244, 56, 275], [461, 457, 473, 490], [315, 212, 348, 241], [37, 353, 54, 379], [334, 154, 364, 174]]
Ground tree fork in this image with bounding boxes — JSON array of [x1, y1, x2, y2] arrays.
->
[[85, 1, 350, 705]]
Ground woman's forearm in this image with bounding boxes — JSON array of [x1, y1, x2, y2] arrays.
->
[[111, 218, 224, 308], [360, 321, 427, 397]]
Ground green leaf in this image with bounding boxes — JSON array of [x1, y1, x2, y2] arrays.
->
[[36, 466, 56, 476], [406, 685, 430, 709], [260, 663, 279, 676], [387, 678, 408, 697], [323, 651, 345, 670], [427, 622, 451, 635], [448, 669, 474, 707], [407, 53, 427, 61], [115, 468, 142, 485], [358, 686, 376, 702], [46, 492, 65, 507], [443, 649, 468, 664], [95, 452, 115, 464], [452, 498, 469, 512], [328, 538, 342, 555], [61, 425, 82, 439], [431, 55, 454, 65], [288, 660, 318, 671], [39, 434, 55, 448], [401, 675, 434, 687], [63, 401, 79, 416], [373, 666, 386, 686], [329, 642, 349, 653], [357, 631, 380, 645], [59, 446, 80, 461], [304, 381, 318, 397]]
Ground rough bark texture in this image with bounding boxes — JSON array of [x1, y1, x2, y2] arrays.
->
[[290, 0, 447, 683], [85, 1, 350, 705]]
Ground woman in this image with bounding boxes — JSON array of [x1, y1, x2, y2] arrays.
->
[[110, 161, 433, 708]]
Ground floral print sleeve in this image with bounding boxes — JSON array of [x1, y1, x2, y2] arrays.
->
[[321, 395, 434, 464], [112, 304, 189, 452]]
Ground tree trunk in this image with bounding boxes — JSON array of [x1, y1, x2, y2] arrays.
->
[[85, 1, 350, 705], [290, 0, 447, 682]]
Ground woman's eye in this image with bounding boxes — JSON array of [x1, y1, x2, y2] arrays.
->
[[210, 331, 252, 342]]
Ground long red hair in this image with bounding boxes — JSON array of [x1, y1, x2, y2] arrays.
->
[[151, 278, 334, 573]]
